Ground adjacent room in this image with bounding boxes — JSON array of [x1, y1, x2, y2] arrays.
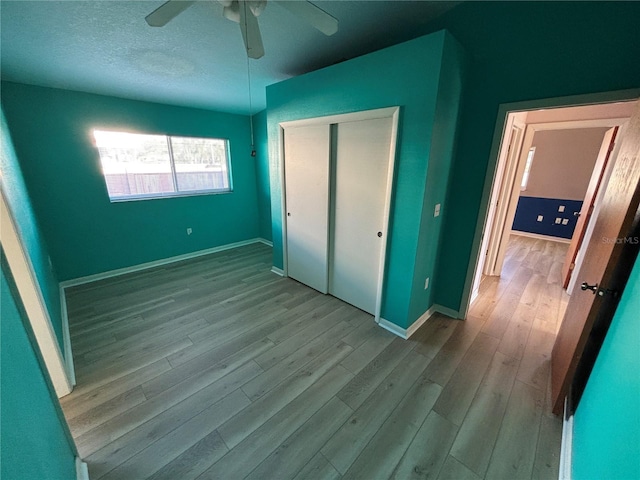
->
[[1, 2, 639, 480]]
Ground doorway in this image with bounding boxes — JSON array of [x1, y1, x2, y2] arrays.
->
[[470, 99, 637, 308], [280, 107, 399, 320]]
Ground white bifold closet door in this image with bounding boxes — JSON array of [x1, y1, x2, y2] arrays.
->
[[329, 117, 393, 313], [284, 113, 394, 315], [284, 124, 331, 293]]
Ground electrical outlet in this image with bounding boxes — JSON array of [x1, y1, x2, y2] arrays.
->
[[558, 205, 565, 212], [187, 227, 193, 235], [555, 218, 562, 224], [562, 218, 569, 225], [537, 215, 543, 222], [434, 204, 441, 217], [424, 277, 430, 290]]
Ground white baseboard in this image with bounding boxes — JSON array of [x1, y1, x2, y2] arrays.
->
[[510, 230, 571, 244], [559, 400, 574, 480], [76, 457, 89, 480], [379, 304, 459, 340], [257, 238, 273, 247], [60, 238, 268, 289], [59, 286, 76, 387], [270, 266, 284, 277]]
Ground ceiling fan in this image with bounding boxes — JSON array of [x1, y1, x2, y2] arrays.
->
[[145, 0, 339, 59]]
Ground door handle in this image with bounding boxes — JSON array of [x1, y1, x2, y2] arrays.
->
[[581, 282, 598, 294], [377, 231, 382, 238], [574, 211, 581, 217]]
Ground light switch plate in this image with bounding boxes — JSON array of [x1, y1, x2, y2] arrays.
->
[[537, 215, 543, 222], [555, 218, 562, 224], [558, 205, 565, 212], [424, 277, 429, 290], [562, 218, 569, 225], [434, 204, 441, 217]]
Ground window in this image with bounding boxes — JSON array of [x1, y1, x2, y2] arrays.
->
[[520, 147, 536, 191], [93, 130, 232, 201]]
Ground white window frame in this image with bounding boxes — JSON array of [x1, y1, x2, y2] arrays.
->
[[93, 130, 233, 202]]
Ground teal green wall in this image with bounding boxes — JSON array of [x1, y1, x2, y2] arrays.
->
[[420, 1, 640, 311], [0, 108, 63, 348], [253, 109, 272, 241], [573, 255, 640, 479], [1, 82, 260, 281], [0, 256, 77, 480], [409, 34, 465, 321], [266, 31, 463, 328]]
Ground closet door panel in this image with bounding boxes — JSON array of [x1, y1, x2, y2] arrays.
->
[[284, 124, 331, 293], [330, 116, 393, 313]]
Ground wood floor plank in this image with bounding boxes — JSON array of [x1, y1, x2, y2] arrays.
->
[[99, 389, 250, 480], [392, 411, 458, 480], [78, 357, 263, 458], [423, 314, 484, 387], [449, 351, 518, 477], [321, 350, 429, 474], [517, 317, 556, 391], [246, 397, 353, 480], [147, 430, 228, 480], [413, 316, 459, 359], [437, 455, 482, 480], [337, 336, 417, 410], [85, 361, 262, 478], [61, 359, 171, 419], [218, 342, 353, 449], [339, 327, 396, 375], [254, 306, 351, 371], [497, 309, 534, 361], [532, 413, 563, 480], [341, 376, 442, 479], [485, 380, 544, 479], [243, 319, 355, 401], [293, 453, 341, 480], [198, 365, 354, 479], [481, 292, 521, 339], [432, 333, 500, 426], [141, 337, 274, 399], [67, 386, 147, 437]]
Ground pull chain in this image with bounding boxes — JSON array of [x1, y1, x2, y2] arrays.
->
[[246, 45, 256, 157]]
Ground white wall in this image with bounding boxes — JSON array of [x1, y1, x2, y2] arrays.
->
[[523, 127, 608, 200]]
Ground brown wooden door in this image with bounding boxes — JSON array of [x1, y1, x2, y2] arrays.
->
[[561, 127, 618, 288], [551, 104, 640, 415]]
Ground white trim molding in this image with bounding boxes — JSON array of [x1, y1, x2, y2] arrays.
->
[[559, 402, 574, 480], [257, 238, 273, 247], [75, 457, 89, 480], [59, 285, 76, 386], [60, 238, 269, 289], [379, 304, 459, 340], [270, 266, 284, 277], [510, 230, 571, 244], [0, 190, 72, 397]]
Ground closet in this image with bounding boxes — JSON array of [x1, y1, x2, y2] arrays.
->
[[282, 107, 398, 316]]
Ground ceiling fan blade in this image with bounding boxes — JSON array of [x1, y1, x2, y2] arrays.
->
[[145, 0, 196, 27], [275, 1, 338, 36], [238, 1, 265, 59]]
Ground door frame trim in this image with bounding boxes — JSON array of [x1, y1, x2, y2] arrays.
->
[[0, 189, 72, 397], [461, 89, 640, 319], [278, 106, 400, 322]]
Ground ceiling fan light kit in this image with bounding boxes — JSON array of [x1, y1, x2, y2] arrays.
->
[[145, 0, 338, 59]]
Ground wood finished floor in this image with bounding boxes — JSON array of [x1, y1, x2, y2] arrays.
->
[[61, 235, 568, 480]]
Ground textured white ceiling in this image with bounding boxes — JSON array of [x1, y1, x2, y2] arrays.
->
[[0, 1, 459, 114]]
